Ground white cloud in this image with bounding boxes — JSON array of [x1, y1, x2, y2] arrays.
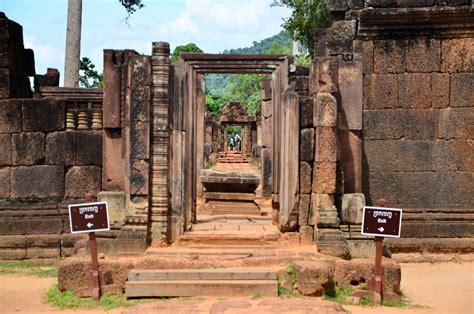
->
[[24, 36, 62, 74]]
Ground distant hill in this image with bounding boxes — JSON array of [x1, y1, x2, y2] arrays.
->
[[222, 31, 292, 54]]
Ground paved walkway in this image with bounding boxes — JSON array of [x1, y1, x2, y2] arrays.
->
[[191, 215, 276, 235]]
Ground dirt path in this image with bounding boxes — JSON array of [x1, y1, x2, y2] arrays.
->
[[1, 262, 473, 313]]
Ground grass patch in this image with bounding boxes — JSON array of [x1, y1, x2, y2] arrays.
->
[[323, 285, 352, 305], [43, 284, 146, 310], [382, 299, 411, 307], [278, 284, 297, 299], [359, 296, 375, 307], [0, 261, 58, 277]]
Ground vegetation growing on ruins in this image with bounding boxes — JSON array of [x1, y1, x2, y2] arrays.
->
[[79, 57, 103, 88], [0, 260, 58, 277], [170, 43, 203, 62]]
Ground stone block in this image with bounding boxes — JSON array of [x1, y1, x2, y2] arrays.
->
[[363, 74, 398, 110], [314, 21, 356, 56], [334, 259, 401, 294], [0, 99, 21, 133], [261, 100, 272, 119], [314, 93, 337, 127], [450, 73, 473, 108], [260, 78, 272, 101], [315, 229, 349, 259], [0, 167, 10, 198], [362, 110, 408, 140], [398, 141, 432, 171], [290, 75, 309, 92], [315, 127, 336, 163], [129, 159, 149, 195], [398, 73, 431, 109], [441, 38, 474, 73], [65, 166, 101, 198], [103, 128, 125, 191], [0, 69, 12, 99], [340, 193, 365, 225], [300, 128, 314, 162], [299, 97, 313, 128], [34, 68, 60, 87], [298, 194, 310, 226], [398, 172, 436, 205], [406, 38, 440, 73], [337, 130, 362, 193], [98, 191, 126, 224], [0, 217, 63, 235], [374, 40, 406, 74], [353, 40, 373, 75], [262, 115, 273, 148], [433, 139, 474, 172], [299, 225, 314, 244], [435, 172, 473, 206], [338, 55, 362, 130], [300, 162, 312, 194], [0, 134, 11, 165], [76, 131, 102, 166], [309, 193, 334, 226], [408, 109, 438, 140], [22, 99, 65, 132], [310, 57, 338, 95], [262, 148, 272, 197], [45, 132, 76, 165], [438, 108, 474, 139], [12, 132, 45, 165], [293, 261, 334, 296], [312, 163, 336, 194], [363, 140, 397, 172], [10, 166, 64, 199], [362, 171, 398, 206], [431, 73, 450, 109]]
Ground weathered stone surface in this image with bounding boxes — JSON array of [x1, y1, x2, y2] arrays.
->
[[334, 259, 401, 293], [293, 260, 334, 296], [363, 140, 397, 172], [433, 139, 474, 172], [362, 110, 408, 140], [398, 141, 432, 171], [12, 132, 45, 165], [0, 167, 10, 198], [438, 108, 474, 139], [338, 55, 362, 130], [300, 162, 312, 194], [314, 93, 337, 127], [312, 163, 336, 194], [0, 134, 11, 165], [450, 73, 473, 108], [299, 225, 313, 244], [22, 99, 65, 132], [314, 21, 356, 56], [315, 229, 349, 259], [299, 97, 313, 128], [362, 171, 398, 206], [310, 57, 338, 95], [45, 132, 76, 165], [10, 166, 64, 198], [298, 194, 310, 226], [408, 109, 438, 140], [340, 193, 365, 225], [290, 75, 309, 92], [65, 166, 101, 198], [398, 73, 431, 109], [435, 172, 473, 206], [261, 100, 272, 119], [102, 129, 125, 191], [34, 68, 60, 87], [353, 40, 373, 75], [431, 73, 450, 109], [338, 130, 362, 193], [261, 78, 272, 101], [130, 159, 149, 195], [261, 148, 272, 197], [0, 217, 63, 235], [309, 193, 334, 226], [300, 129, 314, 162], [441, 38, 474, 73], [59, 258, 133, 291], [0, 100, 21, 133], [374, 40, 406, 74], [398, 172, 436, 205], [363, 74, 398, 110], [315, 127, 336, 163], [406, 38, 440, 73], [76, 131, 102, 166]]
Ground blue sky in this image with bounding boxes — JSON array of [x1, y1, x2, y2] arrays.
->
[[0, 0, 290, 84]]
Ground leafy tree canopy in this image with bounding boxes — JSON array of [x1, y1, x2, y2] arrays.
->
[[170, 43, 203, 62], [79, 57, 103, 88], [272, 0, 330, 57], [119, 0, 144, 18]]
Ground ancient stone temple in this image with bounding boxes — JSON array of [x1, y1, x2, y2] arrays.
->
[[0, 1, 473, 260]]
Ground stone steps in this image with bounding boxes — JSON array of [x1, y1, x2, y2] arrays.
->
[[125, 268, 278, 297], [175, 232, 280, 247], [385, 237, 474, 254]]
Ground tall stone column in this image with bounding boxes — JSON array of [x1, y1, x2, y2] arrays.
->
[[151, 42, 170, 240], [64, 0, 82, 87]]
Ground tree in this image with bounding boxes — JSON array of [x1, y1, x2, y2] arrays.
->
[[272, 0, 330, 58], [79, 57, 103, 88], [170, 43, 203, 62]]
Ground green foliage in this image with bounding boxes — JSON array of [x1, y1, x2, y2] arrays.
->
[[79, 57, 103, 88], [43, 284, 145, 310], [382, 299, 411, 307], [223, 31, 292, 54], [323, 285, 352, 305], [359, 297, 375, 307], [295, 52, 312, 67], [286, 263, 297, 289], [272, 0, 330, 57], [170, 43, 203, 62], [277, 284, 296, 298], [0, 261, 58, 277], [119, 0, 144, 18]]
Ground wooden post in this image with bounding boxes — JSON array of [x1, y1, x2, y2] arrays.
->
[[85, 193, 101, 300]]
